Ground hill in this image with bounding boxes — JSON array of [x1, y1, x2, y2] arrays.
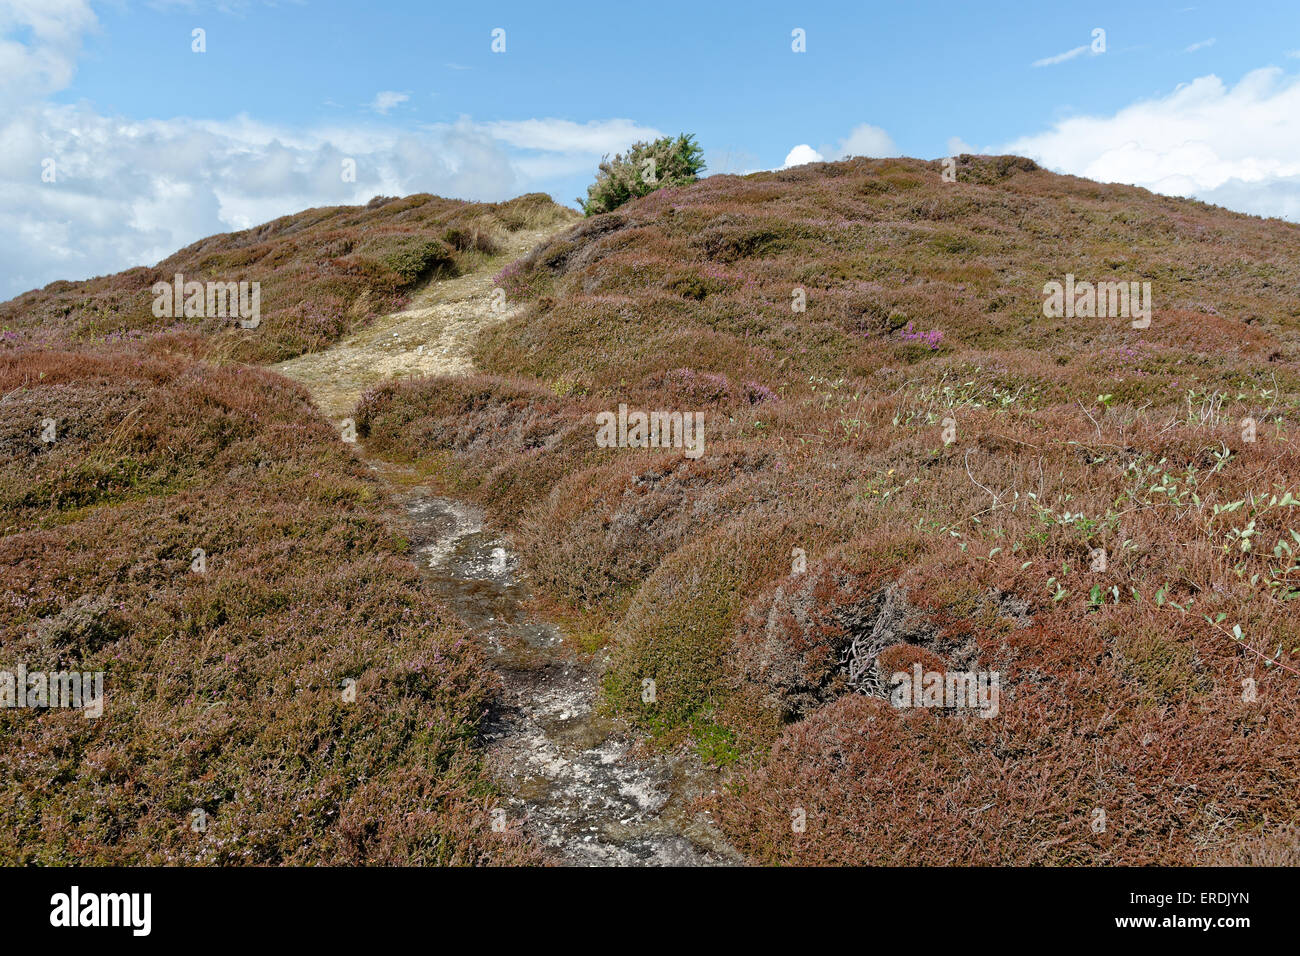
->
[[354, 155, 1300, 864], [5, 159, 1300, 865], [0, 192, 575, 863], [0, 192, 573, 364]]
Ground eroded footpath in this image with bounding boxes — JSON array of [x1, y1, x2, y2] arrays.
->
[[278, 229, 739, 865]]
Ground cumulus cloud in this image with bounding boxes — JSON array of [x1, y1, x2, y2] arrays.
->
[[0, 104, 516, 295], [781, 123, 898, 170], [946, 136, 976, 155], [0, 8, 662, 298], [1003, 67, 1300, 221], [1195, 176, 1300, 221], [368, 91, 410, 115], [0, 106, 659, 296], [782, 144, 824, 168], [836, 123, 898, 158], [0, 0, 97, 107]]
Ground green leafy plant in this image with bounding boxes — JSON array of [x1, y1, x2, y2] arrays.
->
[[578, 133, 706, 215]]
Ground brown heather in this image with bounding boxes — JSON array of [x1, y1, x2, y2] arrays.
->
[[354, 156, 1300, 864], [6, 157, 1300, 865], [0, 347, 539, 864]]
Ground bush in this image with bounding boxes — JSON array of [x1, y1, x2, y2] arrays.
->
[[578, 134, 705, 216]]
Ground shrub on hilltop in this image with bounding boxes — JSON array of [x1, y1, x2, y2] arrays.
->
[[579, 134, 706, 215]]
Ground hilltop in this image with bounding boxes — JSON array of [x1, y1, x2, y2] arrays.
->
[[0, 192, 573, 364]]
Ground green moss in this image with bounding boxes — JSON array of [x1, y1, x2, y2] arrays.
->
[[691, 713, 742, 766], [1115, 628, 1208, 703], [603, 525, 782, 733]]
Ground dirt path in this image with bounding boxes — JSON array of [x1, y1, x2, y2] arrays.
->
[[276, 225, 740, 866], [272, 226, 553, 420]]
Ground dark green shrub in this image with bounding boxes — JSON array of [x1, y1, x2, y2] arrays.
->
[[578, 133, 705, 216], [371, 236, 456, 285]]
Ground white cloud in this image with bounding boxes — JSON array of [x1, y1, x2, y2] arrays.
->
[[782, 144, 824, 168], [1195, 176, 1300, 221], [0, 0, 97, 107], [836, 123, 898, 158], [473, 117, 663, 183], [946, 136, 976, 155], [483, 118, 661, 154], [368, 91, 410, 115], [778, 124, 897, 170], [1287, 50, 1300, 59], [1185, 38, 1216, 53], [0, 104, 657, 297], [1003, 67, 1300, 221], [1032, 45, 1090, 68]]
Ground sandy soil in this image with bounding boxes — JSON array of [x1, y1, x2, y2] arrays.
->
[[273, 225, 557, 420]]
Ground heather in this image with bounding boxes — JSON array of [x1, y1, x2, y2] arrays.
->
[[6, 154, 1300, 866], [354, 156, 1300, 864], [0, 193, 571, 365], [0, 347, 537, 864]]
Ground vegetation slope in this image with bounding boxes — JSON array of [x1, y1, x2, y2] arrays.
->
[[353, 155, 1300, 865], [0, 193, 572, 863], [1, 192, 570, 364]]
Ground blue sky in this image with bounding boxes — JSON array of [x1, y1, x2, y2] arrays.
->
[[2, 0, 1298, 296]]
